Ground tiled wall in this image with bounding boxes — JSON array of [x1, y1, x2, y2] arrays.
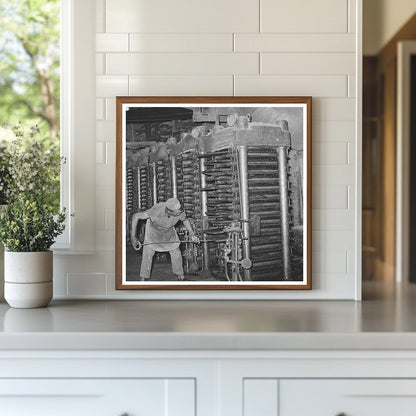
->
[[55, 0, 359, 299]]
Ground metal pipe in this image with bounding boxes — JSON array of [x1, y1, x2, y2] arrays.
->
[[199, 154, 210, 270], [137, 168, 142, 210], [248, 161, 279, 166], [237, 145, 252, 281], [251, 243, 282, 252], [170, 156, 178, 199], [152, 162, 157, 205], [249, 210, 279, 216], [252, 259, 282, 268], [277, 146, 292, 280], [298, 152, 304, 223]]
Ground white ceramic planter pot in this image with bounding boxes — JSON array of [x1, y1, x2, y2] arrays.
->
[[4, 251, 53, 308], [0, 205, 7, 302], [0, 243, 4, 302]]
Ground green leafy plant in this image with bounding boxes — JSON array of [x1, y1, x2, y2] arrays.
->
[[0, 196, 66, 252], [0, 140, 12, 205], [0, 124, 67, 251], [0, 124, 61, 210]]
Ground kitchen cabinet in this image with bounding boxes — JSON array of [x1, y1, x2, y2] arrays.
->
[[1, 282, 416, 415]]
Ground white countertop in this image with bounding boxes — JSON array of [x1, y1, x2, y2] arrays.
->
[[1, 281, 416, 351]]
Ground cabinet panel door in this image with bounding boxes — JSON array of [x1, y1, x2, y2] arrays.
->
[[0, 379, 195, 416], [244, 379, 279, 416], [280, 380, 416, 416]]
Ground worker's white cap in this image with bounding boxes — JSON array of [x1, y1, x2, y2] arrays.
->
[[166, 198, 181, 212]]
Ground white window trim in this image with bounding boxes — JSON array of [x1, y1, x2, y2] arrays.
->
[[53, 0, 95, 254]]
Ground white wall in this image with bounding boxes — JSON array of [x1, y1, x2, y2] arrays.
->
[[364, 0, 416, 55], [54, 0, 360, 300]]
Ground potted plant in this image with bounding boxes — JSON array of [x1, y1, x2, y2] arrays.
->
[[0, 197, 66, 308], [0, 138, 13, 300], [0, 124, 65, 308]]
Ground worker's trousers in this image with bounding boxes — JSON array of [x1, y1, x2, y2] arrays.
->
[[140, 245, 184, 280]]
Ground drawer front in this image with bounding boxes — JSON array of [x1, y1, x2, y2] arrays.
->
[[0, 379, 195, 416], [280, 379, 416, 416]]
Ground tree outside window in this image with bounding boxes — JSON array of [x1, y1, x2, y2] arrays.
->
[[0, 0, 60, 208]]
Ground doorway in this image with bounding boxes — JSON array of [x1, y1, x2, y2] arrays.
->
[[362, 9, 416, 282], [396, 41, 416, 283]]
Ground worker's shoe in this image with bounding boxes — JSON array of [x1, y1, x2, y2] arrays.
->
[[177, 275, 185, 281], [139, 276, 151, 281]]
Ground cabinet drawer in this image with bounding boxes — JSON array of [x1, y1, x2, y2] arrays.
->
[[0, 379, 195, 416], [280, 380, 416, 416]]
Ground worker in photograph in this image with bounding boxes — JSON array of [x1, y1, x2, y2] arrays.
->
[[130, 198, 199, 281]]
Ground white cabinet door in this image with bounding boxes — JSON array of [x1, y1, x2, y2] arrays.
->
[[280, 380, 416, 416], [0, 379, 195, 416]]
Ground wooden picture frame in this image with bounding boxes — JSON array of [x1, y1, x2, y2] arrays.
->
[[116, 96, 311, 290]]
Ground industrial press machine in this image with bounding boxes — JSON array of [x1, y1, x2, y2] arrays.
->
[[126, 108, 303, 282]]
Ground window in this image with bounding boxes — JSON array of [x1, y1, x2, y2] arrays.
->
[[0, 0, 96, 252], [56, 0, 95, 251]]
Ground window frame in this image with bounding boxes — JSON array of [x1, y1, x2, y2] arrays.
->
[[53, 0, 95, 253]]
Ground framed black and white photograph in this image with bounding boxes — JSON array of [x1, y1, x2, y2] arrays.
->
[[116, 97, 311, 290]]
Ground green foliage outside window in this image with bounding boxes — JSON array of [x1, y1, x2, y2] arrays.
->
[[0, 0, 60, 210]]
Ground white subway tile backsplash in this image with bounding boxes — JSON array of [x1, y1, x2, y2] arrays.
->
[[313, 165, 355, 185], [96, 121, 116, 142], [96, 53, 105, 75], [235, 75, 347, 97], [105, 208, 115, 230], [96, 0, 105, 33], [96, 142, 106, 164], [313, 120, 355, 141], [67, 273, 107, 296], [96, 34, 129, 52], [312, 251, 347, 274], [235, 34, 356, 53], [106, 0, 259, 33], [319, 273, 356, 297], [348, 75, 356, 97], [96, 98, 105, 120], [348, 185, 355, 210], [130, 34, 233, 52], [313, 185, 349, 209], [262, 0, 348, 33], [80, 0, 359, 299], [96, 186, 114, 209], [52, 270, 68, 297], [262, 53, 355, 75], [313, 142, 348, 165], [106, 98, 116, 121], [96, 75, 128, 97], [55, 252, 115, 274], [96, 207, 105, 230], [96, 230, 116, 250], [349, 0, 357, 33], [347, 250, 355, 274], [106, 142, 116, 165], [107, 53, 259, 75], [313, 230, 355, 251], [96, 164, 115, 186], [312, 210, 354, 230], [106, 273, 115, 295], [312, 99, 355, 120], [129, 75, 233, 96], [348, 142, 355, 164]]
